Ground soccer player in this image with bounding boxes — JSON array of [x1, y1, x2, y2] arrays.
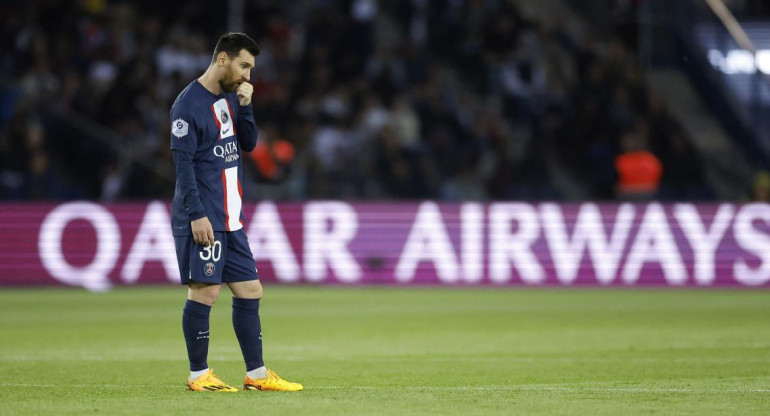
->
[[170, 32, 302, 393]]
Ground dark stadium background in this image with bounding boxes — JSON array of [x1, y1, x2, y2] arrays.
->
[[2, 0, 768, 204]]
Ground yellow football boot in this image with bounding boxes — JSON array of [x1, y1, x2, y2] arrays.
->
[[186, 369, 239, 392], [243, 369, 303, 392]]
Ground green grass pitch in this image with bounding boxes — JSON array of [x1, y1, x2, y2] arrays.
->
[[0, 286, 768, 415]]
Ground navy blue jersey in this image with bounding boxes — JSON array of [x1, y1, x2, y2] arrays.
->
[[170, 80, 258, 236]]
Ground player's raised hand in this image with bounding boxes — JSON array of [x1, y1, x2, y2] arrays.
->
[[237, 82, 253, 106], [191, 217, 215, 247]]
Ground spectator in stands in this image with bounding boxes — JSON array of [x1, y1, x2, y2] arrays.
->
[[249, 123, 295, 183], [614, 125, 663, 201], [749, 171, 770, 202]]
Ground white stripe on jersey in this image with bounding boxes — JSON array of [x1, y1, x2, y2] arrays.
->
[[223, 166, 242, 231], [212, 98, 235, 139]]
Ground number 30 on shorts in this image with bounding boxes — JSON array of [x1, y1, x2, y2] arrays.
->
[[199, 241, 222, 262]]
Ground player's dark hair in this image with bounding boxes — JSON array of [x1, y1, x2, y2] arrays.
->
[[212, 32, 260, 62]]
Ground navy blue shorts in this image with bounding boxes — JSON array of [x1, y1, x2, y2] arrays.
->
[[174, 229, 259, 285]]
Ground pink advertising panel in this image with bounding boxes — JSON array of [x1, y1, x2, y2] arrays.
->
[[1, 202, 768, 289]]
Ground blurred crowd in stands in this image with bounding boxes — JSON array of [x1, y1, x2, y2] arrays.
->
[[0, 0, 767, 202]]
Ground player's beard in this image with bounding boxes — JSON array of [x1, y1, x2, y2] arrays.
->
[[219, 79, 240, 93], [219, 71, 241, 93]]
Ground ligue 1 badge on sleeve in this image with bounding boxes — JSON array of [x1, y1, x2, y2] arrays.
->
[[172, 118, 189, 138], [204, 262, 215, 277]]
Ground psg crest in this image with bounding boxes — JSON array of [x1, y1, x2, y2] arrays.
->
[[204, 262, 215, 277], [220, 109, 229, 124]]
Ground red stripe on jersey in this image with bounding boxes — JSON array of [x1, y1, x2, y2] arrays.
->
[[238, 178, 244, 226], [211, 105, 222, 140], [225, 99, 237, 135], [222, 170, 230, 231]]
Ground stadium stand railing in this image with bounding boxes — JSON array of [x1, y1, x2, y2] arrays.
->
[[669, 0, 770, 170]]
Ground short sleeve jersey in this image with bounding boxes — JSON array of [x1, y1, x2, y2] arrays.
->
[[170, 80, 248, 235]]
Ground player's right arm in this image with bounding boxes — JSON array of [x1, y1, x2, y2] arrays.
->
[[170, 104, 214, 246], [172, 151, 214, 246]]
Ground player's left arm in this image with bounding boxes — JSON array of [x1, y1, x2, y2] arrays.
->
[[236, 83, 258, 152]]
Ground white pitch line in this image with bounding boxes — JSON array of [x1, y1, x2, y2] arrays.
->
[[310, 386, 770, 393], [0, 383, 179, 389], [1, 383, 767, 393], [4, 356, 770, 364]]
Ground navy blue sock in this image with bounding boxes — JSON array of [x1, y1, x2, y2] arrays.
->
[[182, 300, 211, 371], [232, 298, 264, 372]]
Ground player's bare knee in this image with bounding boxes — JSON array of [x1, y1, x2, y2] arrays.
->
[[239, 284, 262, 299], [228, 281, 263, 299], [188, 283, 221, 306], [200, 293, 219, 305]]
